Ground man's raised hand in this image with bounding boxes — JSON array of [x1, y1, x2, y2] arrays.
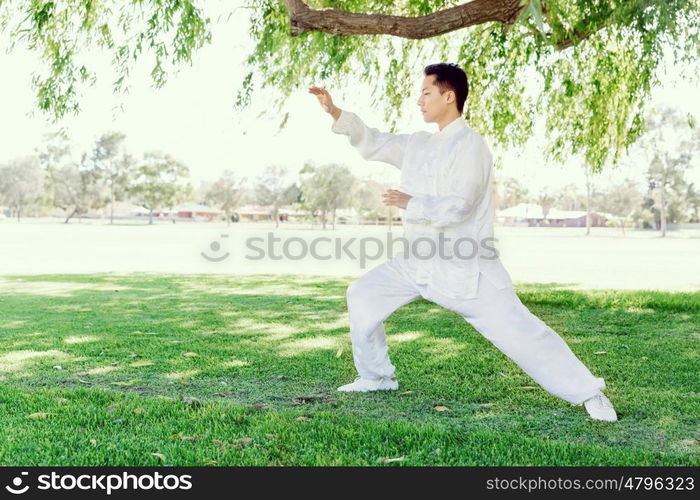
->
[[309, 86, 341, 120]]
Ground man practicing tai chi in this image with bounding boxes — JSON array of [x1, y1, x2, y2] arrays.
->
[[309, 63, 617, 422]]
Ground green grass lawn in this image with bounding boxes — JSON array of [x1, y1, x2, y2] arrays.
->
[[0, 274, 698, 466]]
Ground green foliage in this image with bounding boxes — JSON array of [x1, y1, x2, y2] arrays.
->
[[1, 1, 698, 173], [239, 0, 700, 171], [1, 0, 211, 118]]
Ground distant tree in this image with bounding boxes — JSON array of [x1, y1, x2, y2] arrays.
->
[[168, 182, 195, 223], [299, 161, 355, 230], [495, 176, 529, 210], [90, 131, 136, 224], [35, 130, 71, 212], [129, 151, 191, 225], [254, 165, 300, 228], [35, 130, 108, 223], [352, 178, 391, 226], [536, 187, 556, 220], [0, 157, 45, 222], [595, 178, 645, 234], [574, 162, 606, 235], [685, 182, 700, 223], [639, 107, 697, 237], [632, 195, 658, 230], [555, 183, 586, 211], [35, 130, 71, 178], [581, 164, 593, 234], [206, 170, 247, 226], [50, 153, 105, 223], [597, 179, 643, 217]]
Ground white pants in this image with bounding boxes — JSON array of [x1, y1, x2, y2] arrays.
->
[[345, 258, 606, 406]]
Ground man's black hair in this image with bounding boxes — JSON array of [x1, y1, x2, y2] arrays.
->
[[423, 63, 469, 113]]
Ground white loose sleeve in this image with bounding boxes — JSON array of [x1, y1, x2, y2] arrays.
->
[[331, 110, 411, 169], [403, 135, 490, 228]]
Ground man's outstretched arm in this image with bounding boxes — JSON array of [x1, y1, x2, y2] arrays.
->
[[309, 86, 410, 169]]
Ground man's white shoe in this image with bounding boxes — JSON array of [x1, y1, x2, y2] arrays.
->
[[337, 376, 399, 392], [584, 391, 618, 422]]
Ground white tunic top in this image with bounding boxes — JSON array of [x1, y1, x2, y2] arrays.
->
[[331, 109, 513, 299]]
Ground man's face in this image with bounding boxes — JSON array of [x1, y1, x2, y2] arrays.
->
[[417, 74, 454, 123]]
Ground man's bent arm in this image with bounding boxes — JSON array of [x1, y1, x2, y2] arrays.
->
[[331, 110, 411, 169], [403, 136, 490, 228]]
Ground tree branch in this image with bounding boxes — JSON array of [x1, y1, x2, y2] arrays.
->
[[282, 0, 608, 51], [282, 0, 526, 39]]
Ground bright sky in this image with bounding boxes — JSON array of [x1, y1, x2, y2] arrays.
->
[[1, 0, 698, 195]]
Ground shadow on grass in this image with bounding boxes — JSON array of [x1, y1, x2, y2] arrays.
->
[[1, 273, 699, 463]]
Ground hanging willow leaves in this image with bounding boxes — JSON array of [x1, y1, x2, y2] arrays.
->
[[1, 0, 698, 172]]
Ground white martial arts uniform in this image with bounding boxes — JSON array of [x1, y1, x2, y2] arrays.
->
[[331, 110, 606, 406]]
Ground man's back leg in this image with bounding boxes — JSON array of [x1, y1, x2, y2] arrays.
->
[[434, 273, 611, 412]]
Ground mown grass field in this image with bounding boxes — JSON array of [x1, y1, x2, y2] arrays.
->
[[0, 274, 697, 466]]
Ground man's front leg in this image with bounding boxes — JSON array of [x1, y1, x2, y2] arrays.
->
[[338, 260, 420, 392]]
